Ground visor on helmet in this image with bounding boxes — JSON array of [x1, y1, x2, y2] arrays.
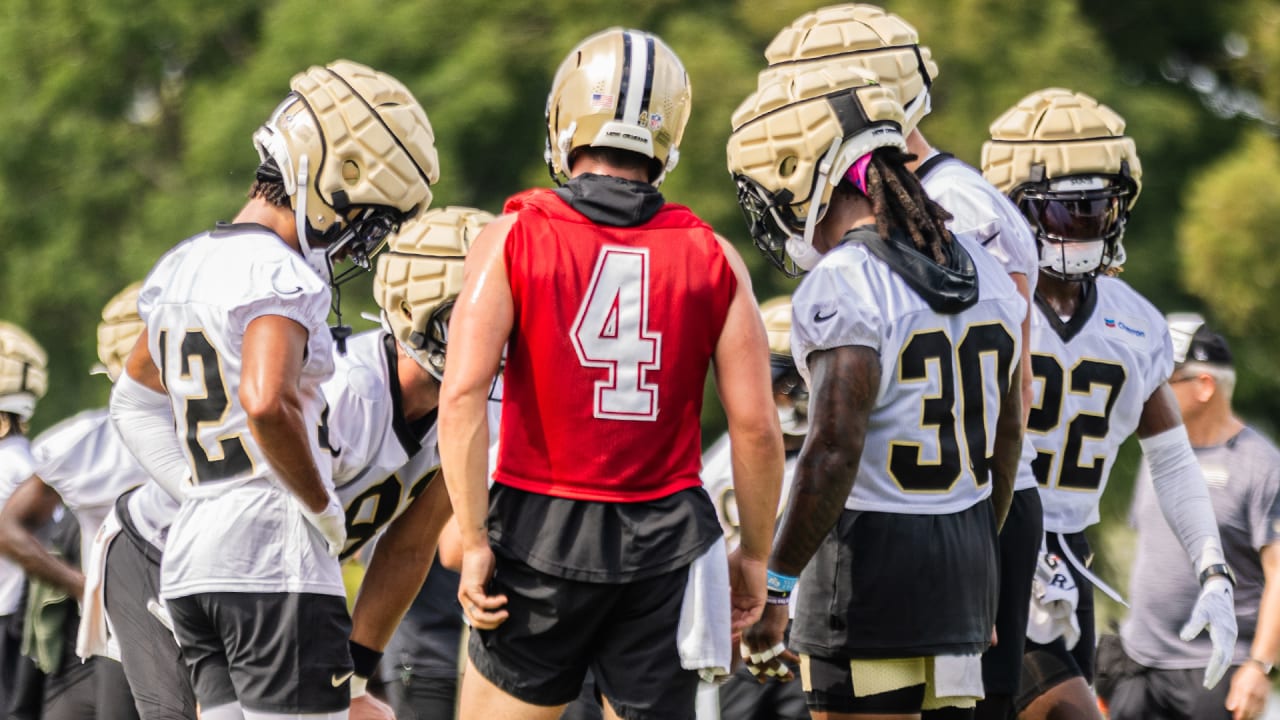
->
[[1018, 175, 1134, 280], [1019, 189, 1127, 244]]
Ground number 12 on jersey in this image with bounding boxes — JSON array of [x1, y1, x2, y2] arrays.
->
[[571, 246, 663, 421]]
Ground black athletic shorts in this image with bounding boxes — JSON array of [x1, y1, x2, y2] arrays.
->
[[791, 500, 999, 658], [981, 488, 1043, 697], [468, 550, 696, 720], [105, 495, 198, 719], [166, 591, 353, 714], [1017, 531, 1095, 711]]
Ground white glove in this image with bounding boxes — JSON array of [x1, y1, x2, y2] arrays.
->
[[299, 493, 347, 558], [1027, 550, 1081, 649], [1179, 575, 1237, 689]]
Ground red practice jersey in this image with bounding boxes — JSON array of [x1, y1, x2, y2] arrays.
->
[[495, 189, 737, 502]]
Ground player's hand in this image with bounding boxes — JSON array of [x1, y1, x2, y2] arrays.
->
[[1180, 575, 1237, 689], [740, 603, 797, 683], [349, 691, 395, 720], [458, 545, 508, 630], [299, 492, 348, 557], [1226, 659, 1270, 720], [727, 548, 767, 636]]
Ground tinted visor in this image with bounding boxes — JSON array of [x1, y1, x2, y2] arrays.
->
[[1019, 182, 1130, 243]]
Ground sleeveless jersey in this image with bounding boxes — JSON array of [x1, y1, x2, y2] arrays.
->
[[30, 409, 146, 568], [919, 153, 1041, 494], [790, 232, 1026, 515], [0, 435, 35, 615], [495, 189, 736, 502], [138, 223, 341, 598], [1027, 277, 1172, 533]]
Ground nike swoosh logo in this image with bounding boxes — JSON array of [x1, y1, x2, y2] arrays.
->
[[331, 671, 354, 687], [813, 310, 837, 323]]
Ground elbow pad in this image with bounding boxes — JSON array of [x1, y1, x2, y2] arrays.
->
[[1140, 425, 1225, 572], [109, 373, 191, 502]]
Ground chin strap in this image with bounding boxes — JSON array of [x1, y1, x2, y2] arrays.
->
[[329, 278, 352, 355]]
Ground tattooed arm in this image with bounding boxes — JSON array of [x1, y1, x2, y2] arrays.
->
[[769, 345, 880, 577]]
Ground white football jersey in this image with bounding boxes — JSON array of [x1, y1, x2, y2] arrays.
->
[[1027, 277, 1173, 533], [918, 152, 1040, 292], [0, 435, 35, 615], [920, 153, 1042, 493], [790, 232, 1025, 515], [700, 434, 798, 552], [30, 409, 146, 567], [124, 481, 177, 551], [138, 224, 341, 598], [324, 331, 442, 559], [702, 433, 800, 616]]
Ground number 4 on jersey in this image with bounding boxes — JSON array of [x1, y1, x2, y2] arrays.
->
[[571, 246, 663, 421]]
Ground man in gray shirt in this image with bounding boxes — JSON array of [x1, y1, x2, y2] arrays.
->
[[1104, 314, 1280, 720]]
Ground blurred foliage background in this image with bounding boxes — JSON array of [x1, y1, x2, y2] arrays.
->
[[1, 0, 1277, 624]]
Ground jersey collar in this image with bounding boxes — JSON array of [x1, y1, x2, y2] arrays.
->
[[1034, 281, 1098, 343]]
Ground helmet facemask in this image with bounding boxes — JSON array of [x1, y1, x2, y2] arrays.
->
[[1016, 171, 1135, 281], [771, 354, 809, 437], [394, 298, 453, 381]]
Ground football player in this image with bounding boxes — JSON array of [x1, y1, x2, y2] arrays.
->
[[440, 27, 784, 720], [108, 60, 437, 720], [93, 207, 486, 720], [728, 60, 1026, 717], [0, 320, 47, 713], [980, 88, 1235, 720], [761, 8, 1044, 716], [0, 284, 144, 720], [701, 296, 808, 720]]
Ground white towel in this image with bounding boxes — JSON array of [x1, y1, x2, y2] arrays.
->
[[677, 538, 732, 684], [931, 654, 984, 699], [76, 508, 123, 661], [1026, 548, 1080, 649]]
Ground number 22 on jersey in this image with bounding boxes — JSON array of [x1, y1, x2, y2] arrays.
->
[[157, 329, 254, 483], [571, 246, 663, 421]]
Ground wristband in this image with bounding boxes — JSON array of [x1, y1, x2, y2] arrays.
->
[[1198, 563, 1237, 588], [349, 640, 383, 680], [767, 569, 798, 594], [350, 675, 368, 699], [766, 594, 791, 606], [1247, 657, 1275, 677]]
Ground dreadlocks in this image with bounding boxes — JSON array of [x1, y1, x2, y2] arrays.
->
[[854, 147, 954, 263]]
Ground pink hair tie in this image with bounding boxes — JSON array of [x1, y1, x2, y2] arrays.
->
[[844, 153, 874, 195]]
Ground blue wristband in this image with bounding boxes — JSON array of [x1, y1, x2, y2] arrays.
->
[[767, 569, 798, 593]]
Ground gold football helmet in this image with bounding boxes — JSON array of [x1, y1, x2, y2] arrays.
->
[[94, 281, 145, 383], [545, 28, 692, 186], [764, 4, 939, 134], [0, 321, 47, 422], [253, 59, 440, 281], [727, 62, 906, 276], [758, 296, 808, 436], [981, 88, 1141, 279], [373, 206, 493, 379]]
